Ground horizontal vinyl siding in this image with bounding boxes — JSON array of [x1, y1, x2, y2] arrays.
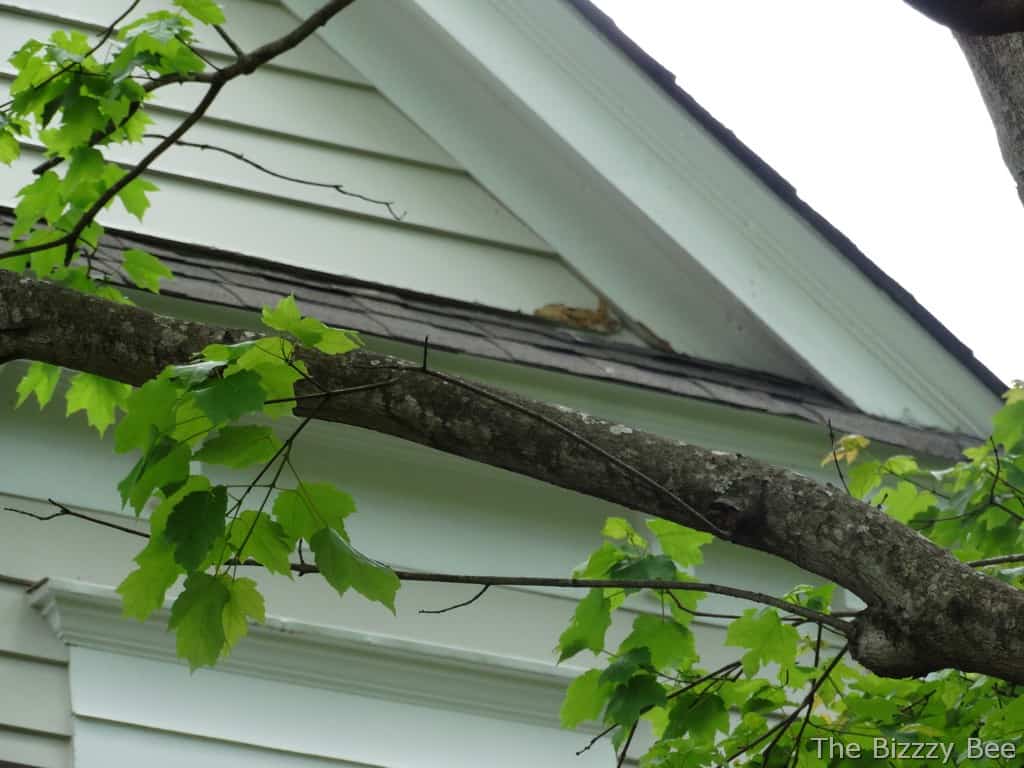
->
[[0, 583, 71, 768], [0, 725, 69, 768], [0, 0, 599, 312]]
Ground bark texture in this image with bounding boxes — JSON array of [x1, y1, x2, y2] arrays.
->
[[3, 271, 1024, 683], [956, 30, 1024, 207]]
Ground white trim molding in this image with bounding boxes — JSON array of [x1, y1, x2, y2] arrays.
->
[[29, 578, 582, 730]]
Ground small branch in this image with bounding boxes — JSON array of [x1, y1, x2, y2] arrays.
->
[[827, 420, 851, 496], [616, 720, 638, 768], [263, 375, 406, 405], [574, 660, 741, 757], [149, 136, 405, 220], [419, 584, 489, 614], [4, 499, 147, 538], [319, 567, 847, 631], [143, 0, 357, 90], [969, 553, 1024, 568], [214, 25, 245, 58], [61, 82, 224, 266], [177, 35, 221, 72], [726, 645, 848, 765]]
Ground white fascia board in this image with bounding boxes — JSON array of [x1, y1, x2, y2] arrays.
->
[[29, 579, 583, 731], [284, 0, 1000, 434]]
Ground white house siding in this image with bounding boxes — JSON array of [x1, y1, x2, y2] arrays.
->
[[0, 0, 600, 314], [0, 579, 71, 768]]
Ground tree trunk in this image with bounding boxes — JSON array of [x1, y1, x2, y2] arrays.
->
[[3, 270, 1024, 683], [957, 30, 1024, 206]]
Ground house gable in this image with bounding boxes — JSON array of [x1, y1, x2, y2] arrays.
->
[[283, 0, 1003, 435]]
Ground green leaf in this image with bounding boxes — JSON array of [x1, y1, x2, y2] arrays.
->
[[117, 533, 183, 620], [726, 609, 800, 677], [221, 576, 264, 652], [608, 554, 676, 583], [228, 510, 293, 575], [573, 541, 626, 578], [0, 129, 19, 165], [647, 519, 713, 567], [166, 359, 227, 388], [602, 516, 648, 549], [174, 0, 226, 25], [122, 248, 173, 292], [785, 583, 836, 613], [994, 402, 1024, 451], [191, 370, 266, 424], [315, 327, 363, 355], [883, 455, 919, 476], [665, 693, 729, 743], [556, 588, 611, 662], [65, 373, 132, 436], [619, 614, 696, 670], [114, 378, 180, 453], [194, 425, 282, 468], [309, 527, 399, 612], [262, 295, 323, 346], [164, 485, 227, 571], [15, 362, 61, 409], [604, 674, 666, 727], [118, 177, 159, 220], [847, 459, 882, 499], [13, 171, 62, 238], [273, 482, 355, 546], [260, 295, 361, 355], [561, 669, 612, 728], [874, 481, 936, 524], [168, 573, 230, 670], [600, 647, 653, 685], [119, 440, 192, 513]]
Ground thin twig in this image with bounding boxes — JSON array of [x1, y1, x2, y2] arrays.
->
[[827, 420, 851, 496], [149, 136, 405, 220], [4, 500, 147, 538], [262, 375, 405, 405], [969, 553, 1024, 568], [726, 645, 848, 765], [616, 720, 638, 768], [62, 82, 224, 265], [419, 584, 490, 614], [214, 25, 245, 58]]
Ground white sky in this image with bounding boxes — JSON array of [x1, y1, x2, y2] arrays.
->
[[594, 1, 1024, 385]]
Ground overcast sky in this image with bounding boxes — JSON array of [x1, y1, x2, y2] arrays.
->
[[594, 1, 1023, 386]]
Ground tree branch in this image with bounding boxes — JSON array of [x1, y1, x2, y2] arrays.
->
[[3, 271, 1024, 682], [903, 0, 1024, 35]]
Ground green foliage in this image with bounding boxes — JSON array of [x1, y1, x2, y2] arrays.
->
[[174, 0, 226, 25], [8, 4, 1024, 764], [556, 588, 611, 662], [64, 372, 132, 436], [309, 527, 400, 612], [725, 608, 800, 677], [122, 248, 173, 292], [15, 361, 61, 409]]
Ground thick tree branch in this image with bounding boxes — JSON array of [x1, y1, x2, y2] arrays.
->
[[2, 271, 1024, 683], [904, 0, 1024, 35]]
